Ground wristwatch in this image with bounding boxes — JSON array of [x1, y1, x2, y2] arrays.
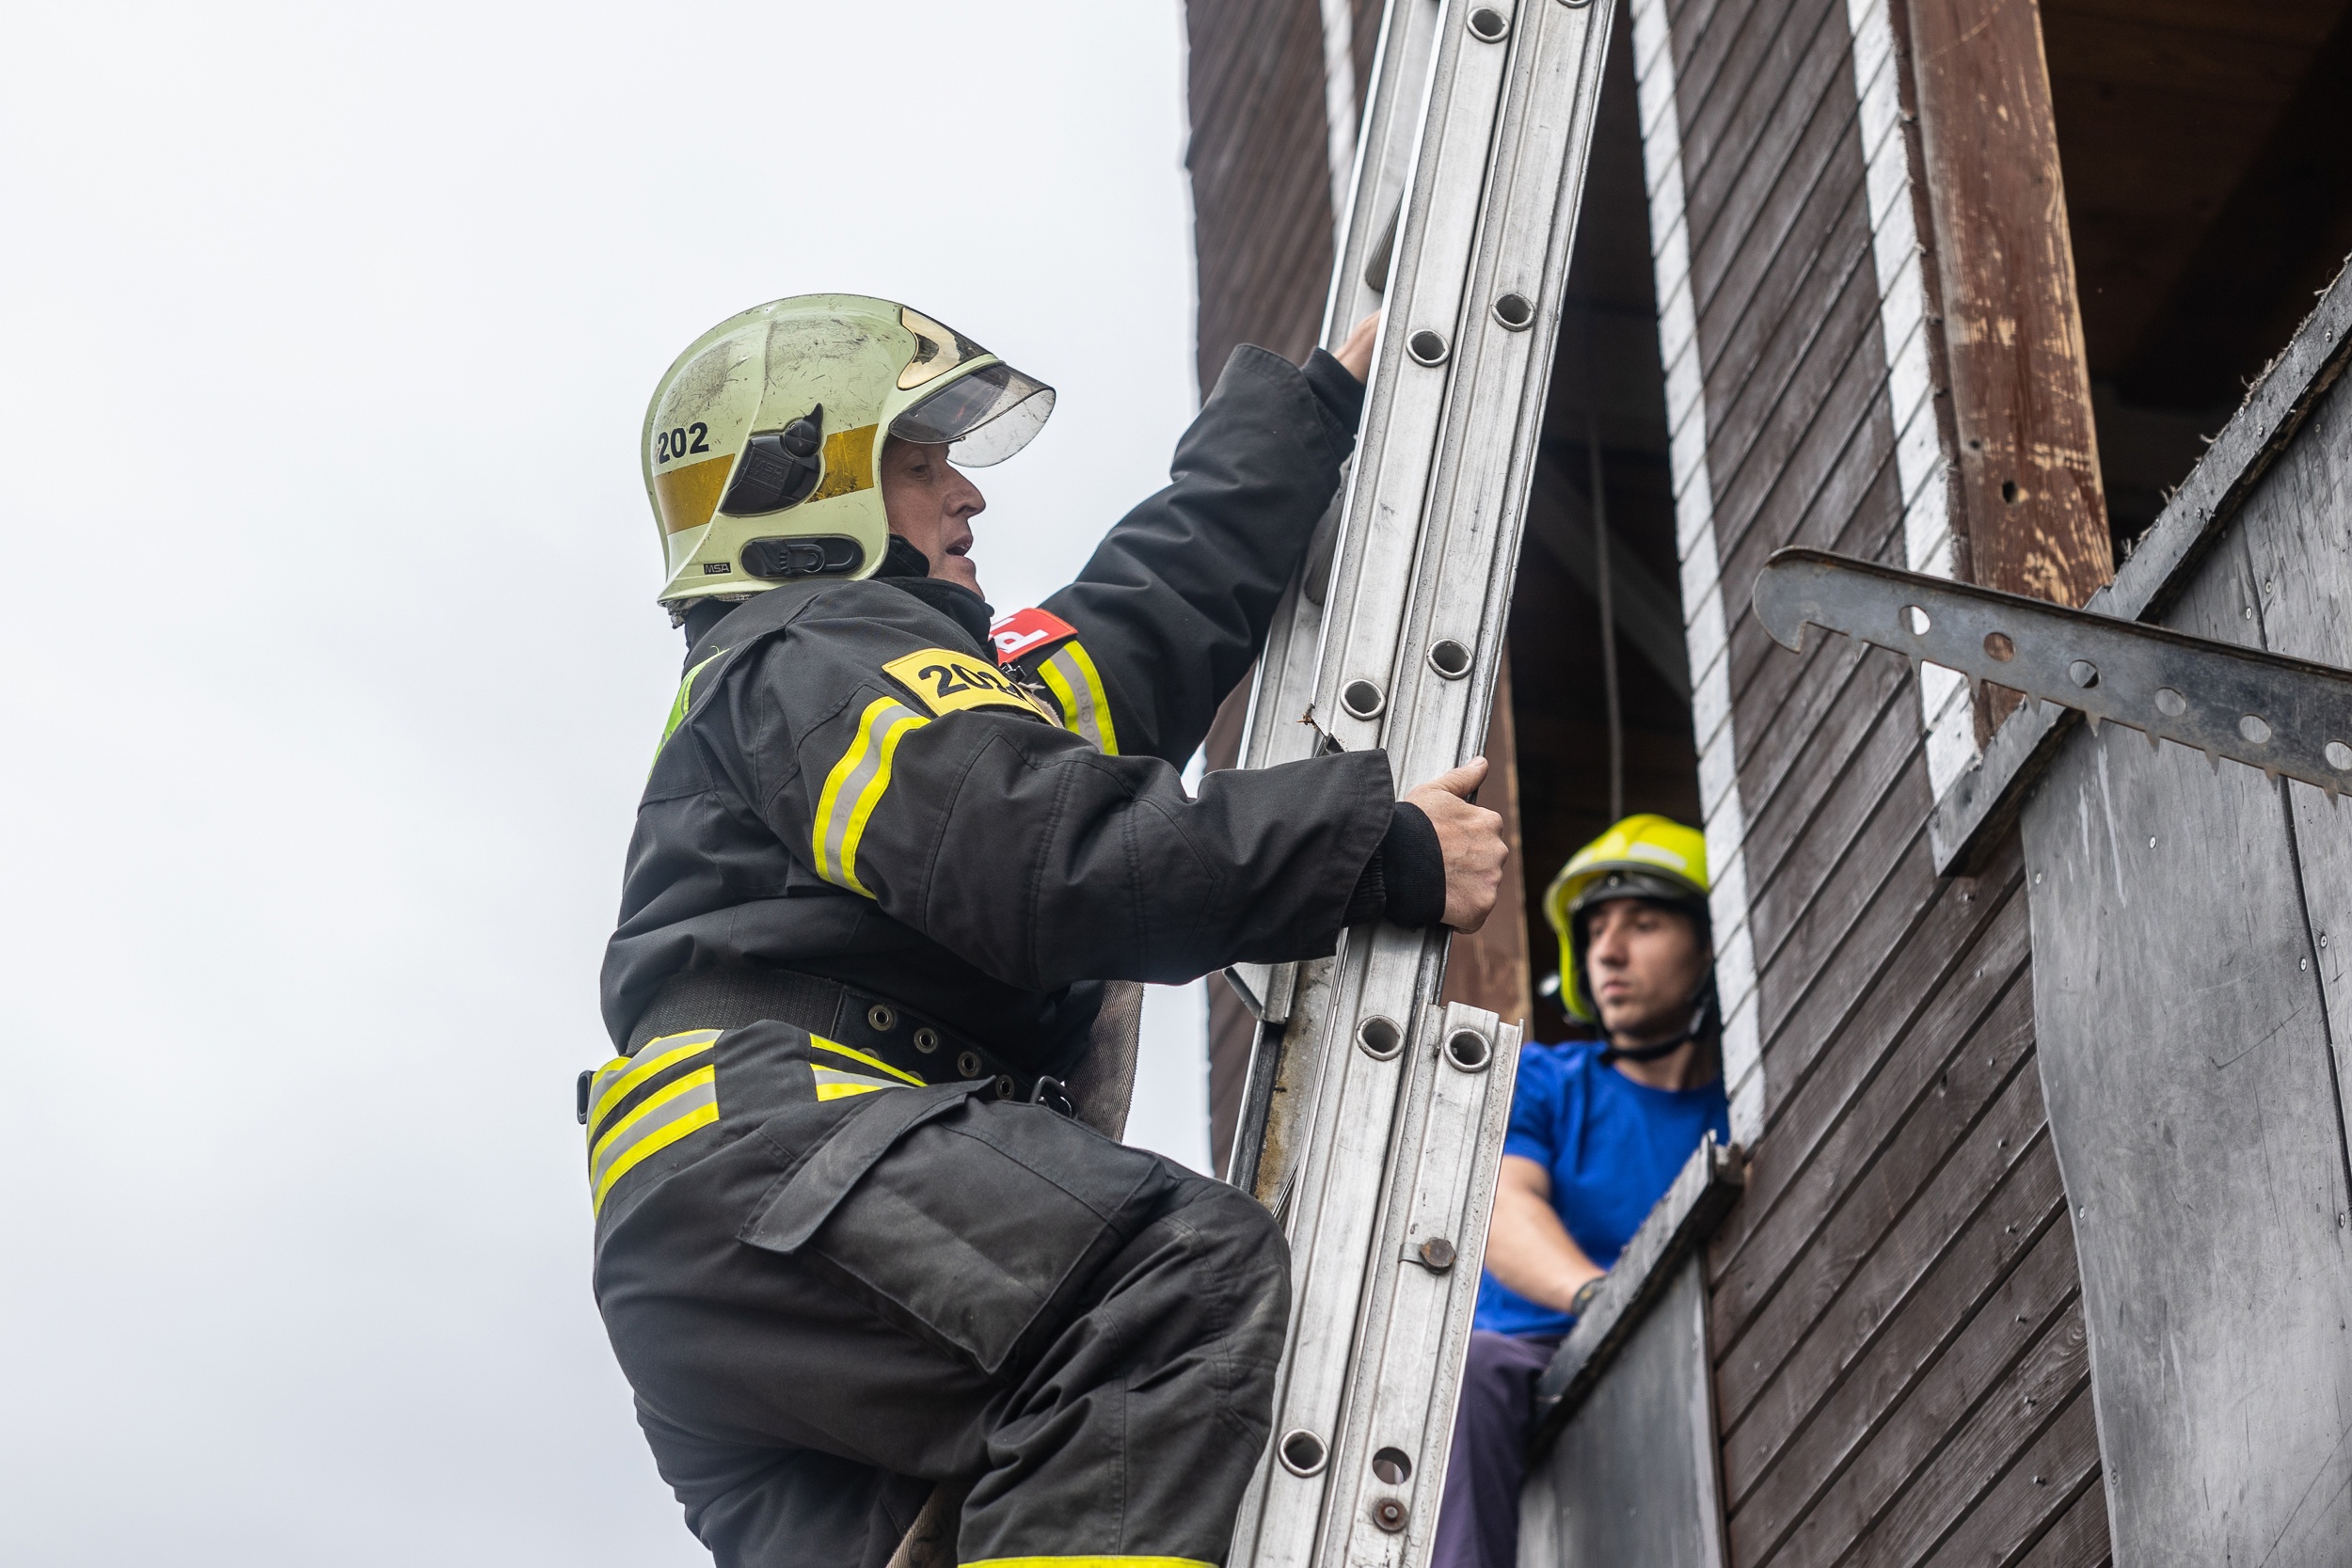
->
[[1569, 1275, 1606, 1318]]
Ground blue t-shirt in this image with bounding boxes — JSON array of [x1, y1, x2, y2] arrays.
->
[[1472, 1038, 1730, 1338]]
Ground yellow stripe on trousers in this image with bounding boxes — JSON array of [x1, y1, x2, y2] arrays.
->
[[590, 1066, 719, 1211]]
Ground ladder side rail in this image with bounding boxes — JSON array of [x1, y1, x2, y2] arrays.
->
[[1331, 1005, 1522, 1565], [1233, 1, 1525, 1560], [1225, 3, 1444, 1182], [1320, 8, 1620, 1560], [1234, 0, 1622, 1561], [1235, 0, 1443, 787]]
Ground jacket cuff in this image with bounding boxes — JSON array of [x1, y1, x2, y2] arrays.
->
[[1301, 347, 1369, 454], [1343, 800, 1447, 929]]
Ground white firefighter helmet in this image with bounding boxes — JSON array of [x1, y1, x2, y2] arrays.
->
[[641, 294, 1055, 608]]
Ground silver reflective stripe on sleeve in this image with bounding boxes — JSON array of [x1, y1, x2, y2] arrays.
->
[[811, 696, 931, 897], [1036, 641, 1120, 755]]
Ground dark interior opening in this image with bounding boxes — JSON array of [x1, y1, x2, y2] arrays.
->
[[1509, 16, 1700, 1046], [2042, 0, 2352, 556]]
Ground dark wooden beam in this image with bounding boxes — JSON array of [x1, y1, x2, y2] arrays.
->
[[1905, 0, 2115, 612]]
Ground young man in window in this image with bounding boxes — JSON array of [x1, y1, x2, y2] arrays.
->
[[1434, 815, 1731, 1568]]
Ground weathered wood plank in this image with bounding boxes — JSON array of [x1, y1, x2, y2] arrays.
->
[[1754, 825, 1936, 1117], [1679, 0, 1837, 251], [1875, 1360, 2100, 1568], [1908, 0, 2112, 614], [1706, 214, 1884, 574], [1686, 0, 1850, 301], [1733, 620, 1899, 865], [1710, 261, 1889, 579], [2021, 510, 2352, 1564], [1716, 972, 2037, 1431], [2237, 371, 2352, 1171], [1518, 1256, 1727, 1568], [1769, 1272, 2095, 1568], [1746, 666, 1918, 947], [1672, 0, 1778, 177], [1726, 1176, 2077, 1560], [1701, 175, 1870, 501], [1714, 897, 2032, 1364], [1185, 0, 1333, 390], [1714, 1068, 2055, 1426], [1724, 473, 1903, 772], [1754, 752, 1932, 1041], [2009, 1472, 2113, 1568], [1712, 840, 2023, 1270]]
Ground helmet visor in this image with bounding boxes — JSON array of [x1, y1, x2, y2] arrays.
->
[[891, 362, 1056, 467]]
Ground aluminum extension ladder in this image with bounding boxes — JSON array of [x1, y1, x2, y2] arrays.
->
[[1219, 3, 1618, 1566]]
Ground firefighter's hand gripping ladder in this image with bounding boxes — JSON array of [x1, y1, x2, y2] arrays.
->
[[1220, 3, 1617, 1565]]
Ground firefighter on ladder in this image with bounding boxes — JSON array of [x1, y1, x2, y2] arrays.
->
[[585, 295, 1509, 1568]]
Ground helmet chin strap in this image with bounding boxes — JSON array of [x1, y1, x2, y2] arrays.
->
[[1598, 975, 1719, 1068]]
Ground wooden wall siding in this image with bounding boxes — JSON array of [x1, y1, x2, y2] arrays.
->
[[1905, 0, 2111, 618], [1184, 0, 1338, 397], [1633, 0, 2112, 1560]]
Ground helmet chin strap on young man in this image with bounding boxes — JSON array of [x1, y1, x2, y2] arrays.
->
[[1540, 815, 1718, 1067]]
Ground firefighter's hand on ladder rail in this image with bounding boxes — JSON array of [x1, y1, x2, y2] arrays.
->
[[1406, 757, 1507, 931]]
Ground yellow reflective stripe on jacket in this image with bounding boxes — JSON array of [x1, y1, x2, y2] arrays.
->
[[812, 695, 930, 896], [1036, 641, 1120, 755], [654, 651, 726, 767], [812, 1066, 900, 1101], [586, 1029, 720, 1137], [810, 1035, 925, 1086], [590, 1065, 719, 1212]]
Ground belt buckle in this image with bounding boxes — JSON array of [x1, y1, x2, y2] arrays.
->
[[1028, 1074, 1074, 1118]]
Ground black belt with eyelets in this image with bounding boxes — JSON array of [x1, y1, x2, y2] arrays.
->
[[623, 962, 1071, 1113]]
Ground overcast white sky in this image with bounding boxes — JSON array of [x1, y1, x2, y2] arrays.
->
[[0, 4, 1214, 1560]]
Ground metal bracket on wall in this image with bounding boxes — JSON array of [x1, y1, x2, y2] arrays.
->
[[1753, 547, 2352, 799]]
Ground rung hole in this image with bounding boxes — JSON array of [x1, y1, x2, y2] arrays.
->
[[1358, 1016, 1405, 1059]]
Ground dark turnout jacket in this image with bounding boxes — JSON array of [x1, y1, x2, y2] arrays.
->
[[598, 346, 1402, 1078]]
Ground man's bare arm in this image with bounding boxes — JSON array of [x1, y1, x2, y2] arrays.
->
[[1482, 1154, 1604, 1313]]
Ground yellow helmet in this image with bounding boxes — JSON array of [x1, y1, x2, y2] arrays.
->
[[1541, 815, 1710, 1022], [642, 293, 1055, 609]]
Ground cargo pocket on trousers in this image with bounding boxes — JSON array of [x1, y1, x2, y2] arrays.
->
[[742, 1101, 1169, 1378]]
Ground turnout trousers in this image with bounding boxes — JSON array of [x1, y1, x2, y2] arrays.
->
[[589, 1020, 1291, 1568]]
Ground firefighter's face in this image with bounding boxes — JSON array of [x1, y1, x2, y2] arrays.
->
[[1583, 898, 1709, 1041], [881, 436, 987, 595]]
